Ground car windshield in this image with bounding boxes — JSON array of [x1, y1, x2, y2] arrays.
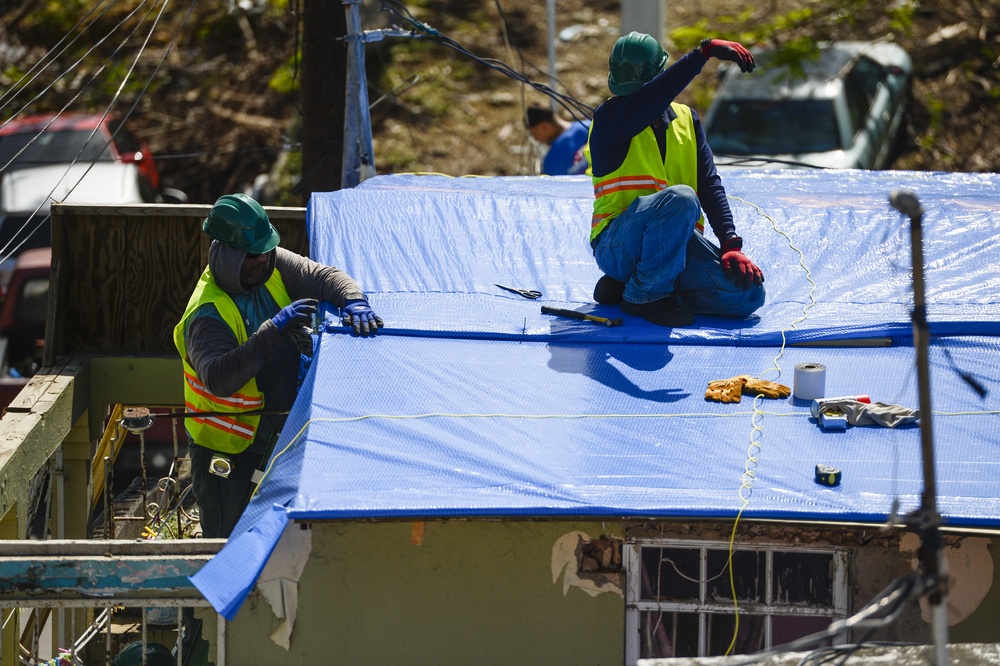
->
[[0, 129, 112, 170], [708, 99, 840, 155]]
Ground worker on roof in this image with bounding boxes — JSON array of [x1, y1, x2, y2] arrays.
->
[[173, 193, 382, 538], [585, 32, 766, 327], [526, 104, 591, 176]]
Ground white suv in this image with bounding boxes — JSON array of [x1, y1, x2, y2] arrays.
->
[[703, 41, 913, 170]]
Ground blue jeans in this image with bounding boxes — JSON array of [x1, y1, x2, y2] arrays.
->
[[593, 185, 765, 318]]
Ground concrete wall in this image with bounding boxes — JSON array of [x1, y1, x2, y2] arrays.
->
[[221, 520, 627, 665], [919, 536, 998, 643], [213, 521, 999, 664]]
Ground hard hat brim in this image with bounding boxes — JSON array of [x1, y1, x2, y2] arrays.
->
[[249, 227, 281, 255]]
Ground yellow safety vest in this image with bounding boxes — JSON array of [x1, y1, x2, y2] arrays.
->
[[172, 267, 292, 454], [587, 102, 702, 243]]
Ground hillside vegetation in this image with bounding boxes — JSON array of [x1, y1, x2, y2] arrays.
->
[[0, 0, 997, 205]]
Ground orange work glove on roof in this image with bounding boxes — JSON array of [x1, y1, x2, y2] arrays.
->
[[705, 376, 747, 403], [742, 376, 791, 399]]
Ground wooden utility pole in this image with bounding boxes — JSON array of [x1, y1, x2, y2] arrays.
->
[[300, 0, 347, 204]]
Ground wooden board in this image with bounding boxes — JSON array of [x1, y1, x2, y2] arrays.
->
[[48, 203, 308, 360]]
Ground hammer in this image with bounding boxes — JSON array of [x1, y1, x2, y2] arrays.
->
[[541, 305, 623, 327]]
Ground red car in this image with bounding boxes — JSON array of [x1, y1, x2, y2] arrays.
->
[[0, 113, 184, 258], [0, 112, 162, 190]]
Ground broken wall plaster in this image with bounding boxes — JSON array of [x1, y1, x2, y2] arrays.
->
[[551, 530, 623, 598], [257, 521, 314, 650], [899, 533, 993, 626]]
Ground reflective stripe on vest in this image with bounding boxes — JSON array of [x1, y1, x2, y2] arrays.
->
[[589, 102, 703, 243], [172, 267, 292, 453]]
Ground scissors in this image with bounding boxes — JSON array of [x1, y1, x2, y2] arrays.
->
[[494, 283, 542, 300]]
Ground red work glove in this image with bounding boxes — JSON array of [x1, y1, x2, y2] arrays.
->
[[700, 38, 755, 73], [720, 237, 764, 288]]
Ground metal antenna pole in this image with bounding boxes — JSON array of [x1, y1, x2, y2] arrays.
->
[[546, 0, 557, 109], [889, 189, 949, 666], [342, 0, 376, 189]]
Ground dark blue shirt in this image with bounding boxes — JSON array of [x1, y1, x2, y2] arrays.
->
[[543, 120, 591, 175], [588, 49, 738, 243]]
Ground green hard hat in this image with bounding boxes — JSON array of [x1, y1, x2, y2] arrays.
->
[[111, 640, 176, 666], [608, 31, 669, 96], [202, 193, 280, 255]]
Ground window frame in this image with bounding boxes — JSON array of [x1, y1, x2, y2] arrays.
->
[[624, 537, 850, 664]]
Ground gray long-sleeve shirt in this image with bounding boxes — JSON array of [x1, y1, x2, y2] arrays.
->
[[184, 242, 365, 454]]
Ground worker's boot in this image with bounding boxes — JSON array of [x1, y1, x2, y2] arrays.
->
[[621, 294, 694, 327], [593, 275, 626, 304]]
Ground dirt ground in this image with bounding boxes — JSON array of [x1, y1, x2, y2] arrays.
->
[[3, 1, 998, 203], [364, 0, 1000, 180]]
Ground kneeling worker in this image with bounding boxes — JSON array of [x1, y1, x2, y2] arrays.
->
[[174, 193, 382, 538], [586, 32, 766, 327]]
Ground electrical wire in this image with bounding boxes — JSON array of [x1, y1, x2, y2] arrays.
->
[[0, 0, 160, 260], [721, 573, 921, 666], [376, 0, 594, 123], [0, 0, 126, 130], [0, 0, 197, 265], [0, 0, 116, 117], [713, 154, 831, 170]]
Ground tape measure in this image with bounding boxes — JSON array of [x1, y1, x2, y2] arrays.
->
[[815, 464, 842, 487]]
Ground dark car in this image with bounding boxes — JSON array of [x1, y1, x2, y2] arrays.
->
[[0, 247, 49, 405], [704, 41, 913, 170]]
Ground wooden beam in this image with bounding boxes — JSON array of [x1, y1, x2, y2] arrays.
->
[[0, 356, 88, 534]]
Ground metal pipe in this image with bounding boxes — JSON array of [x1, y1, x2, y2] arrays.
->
[[55, 447, 67, 655], [217, 614, 226, 666], [342, 0, 376, 188], [176, 608, 183, 666], [104, 456, 112, 539], [105, 604, 112, 666], [547, 0, 557, 105], [890, 189, 949, 665]]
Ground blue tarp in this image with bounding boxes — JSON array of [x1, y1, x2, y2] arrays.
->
[[193, 171, 1000, 620]]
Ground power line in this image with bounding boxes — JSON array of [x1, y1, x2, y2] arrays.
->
[[376, 0, 595, 123], [0, 0, 116, 114], [0, 0, 197, 263], [0, 0, 151, 136]]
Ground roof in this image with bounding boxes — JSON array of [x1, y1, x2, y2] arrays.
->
[[714, 41, 910, 100], [0, 112, 107, 136], [192, 169, 1000, 620]]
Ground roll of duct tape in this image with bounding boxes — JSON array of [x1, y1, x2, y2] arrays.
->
[[794, 363, 826, 400]]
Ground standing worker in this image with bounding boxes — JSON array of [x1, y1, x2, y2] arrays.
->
[[586, 32, 766, 327], [526, 104, 591, 176], [173, 193, 382, 538]]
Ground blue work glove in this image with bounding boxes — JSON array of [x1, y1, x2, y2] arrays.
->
[[700, 38, 755, 73], [271, 298, 318, 333], [341, 299, 383, 337]]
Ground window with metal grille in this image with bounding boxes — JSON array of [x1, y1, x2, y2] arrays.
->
[[624, 539, 849, 663]]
